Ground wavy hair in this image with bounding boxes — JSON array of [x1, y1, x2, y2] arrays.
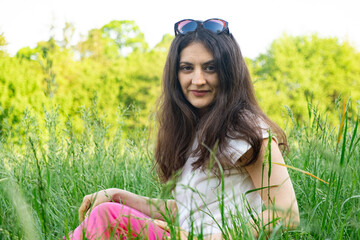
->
[[155, 28, 287, 182]]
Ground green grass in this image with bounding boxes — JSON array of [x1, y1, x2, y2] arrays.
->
[[0, 101, 359, 239]]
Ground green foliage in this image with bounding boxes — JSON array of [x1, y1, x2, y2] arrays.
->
[[1, 20, 359, 140], [101, 20, 149, 54], [0, 21, 172, 139], [0, 105, 161, 239], [0, 33, 7, 57], [0, 102, 359, 239], [0, 55, 46, 137], [252, 33, 360, 126]]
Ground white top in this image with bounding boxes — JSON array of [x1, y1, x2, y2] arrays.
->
[[173, 130, 270, 236]]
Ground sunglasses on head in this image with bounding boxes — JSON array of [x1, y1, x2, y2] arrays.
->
[[174, 18, 229, 36]]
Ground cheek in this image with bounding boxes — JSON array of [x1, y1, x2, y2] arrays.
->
[[212, 76, 220, 91], [178, 74, 188, 90]]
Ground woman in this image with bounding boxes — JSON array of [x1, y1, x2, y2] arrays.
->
[[68, 18, 299, 239]]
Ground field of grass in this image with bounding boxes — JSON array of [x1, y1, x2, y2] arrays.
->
[[0, 101, 359, 239]]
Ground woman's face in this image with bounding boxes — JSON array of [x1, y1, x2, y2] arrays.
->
[[178, 42, 219, 110]]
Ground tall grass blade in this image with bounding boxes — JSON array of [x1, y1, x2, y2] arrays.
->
[[0, 177, 8, 183], [339, 110, 348, 167], [336, 100, 346, 153], [244, 185, 280, 195], [340, 195, 360, 212], [272, 162, 329, 184], [29, 137, 48, 238], [346, 117, 359, 164], [2, 179, 40, 240]]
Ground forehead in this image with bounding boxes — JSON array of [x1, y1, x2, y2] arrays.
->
[[179, 42, 214, 62]]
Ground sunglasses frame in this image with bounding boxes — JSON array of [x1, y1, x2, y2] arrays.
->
[[174, 18, 229, 36]]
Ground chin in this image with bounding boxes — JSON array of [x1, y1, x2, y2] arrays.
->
[[188, 99, 212, 109], [194, 104, 211, 110]]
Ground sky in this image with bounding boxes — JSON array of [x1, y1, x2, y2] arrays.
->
[[0, 0, 359, 59]]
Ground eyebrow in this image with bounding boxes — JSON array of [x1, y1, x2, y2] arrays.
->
[[179, 60, 215, 65]]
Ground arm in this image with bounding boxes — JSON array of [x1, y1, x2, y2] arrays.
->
[[244, 139, 300, 235], [113, 189, 178, 221], [79, 188, 177, 222]]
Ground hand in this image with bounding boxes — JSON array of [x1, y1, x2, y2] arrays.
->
[[154, 220, 190, 240], [78, 188, 119, 222]]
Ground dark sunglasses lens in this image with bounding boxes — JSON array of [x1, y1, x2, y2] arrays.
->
[[177, 20, 197, 34], [203, 20, 225, 33]]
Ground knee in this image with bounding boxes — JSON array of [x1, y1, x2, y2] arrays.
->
[[90, 202, 130, 219]]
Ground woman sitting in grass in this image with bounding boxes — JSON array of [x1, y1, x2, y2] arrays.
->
[[68, 18, 299, 239]]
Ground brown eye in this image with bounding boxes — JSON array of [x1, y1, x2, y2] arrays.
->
[[205, 65, 216, 72], [180, 65, 193, 71]]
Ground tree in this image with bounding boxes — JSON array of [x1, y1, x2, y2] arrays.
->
[[0, 33, 7, 57], [252, 34, 360, 125], [62, 22, 75, 49], [77, 20, 149, 61], [77, 28, 113, 61], [153, 34, 173, 52], [101, 20, 148, 55]]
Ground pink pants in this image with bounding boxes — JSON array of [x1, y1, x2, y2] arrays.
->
[[66, 202, 170, 240]]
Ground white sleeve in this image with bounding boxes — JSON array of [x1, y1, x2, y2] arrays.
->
[[226, 127, 276, 164]]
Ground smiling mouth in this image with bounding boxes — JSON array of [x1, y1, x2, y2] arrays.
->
[[191, 90, 210, 97]]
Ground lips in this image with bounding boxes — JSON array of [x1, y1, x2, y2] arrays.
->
[[191, 90, 210, 97]]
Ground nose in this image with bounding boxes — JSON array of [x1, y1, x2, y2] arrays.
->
[[192, 69, 206, 85]]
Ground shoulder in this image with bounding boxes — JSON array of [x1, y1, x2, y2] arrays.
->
[[241, 138, 280, 165], [225, 120, 274, 164]]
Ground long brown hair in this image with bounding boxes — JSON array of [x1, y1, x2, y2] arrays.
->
[[155, 28, 287, 182]]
